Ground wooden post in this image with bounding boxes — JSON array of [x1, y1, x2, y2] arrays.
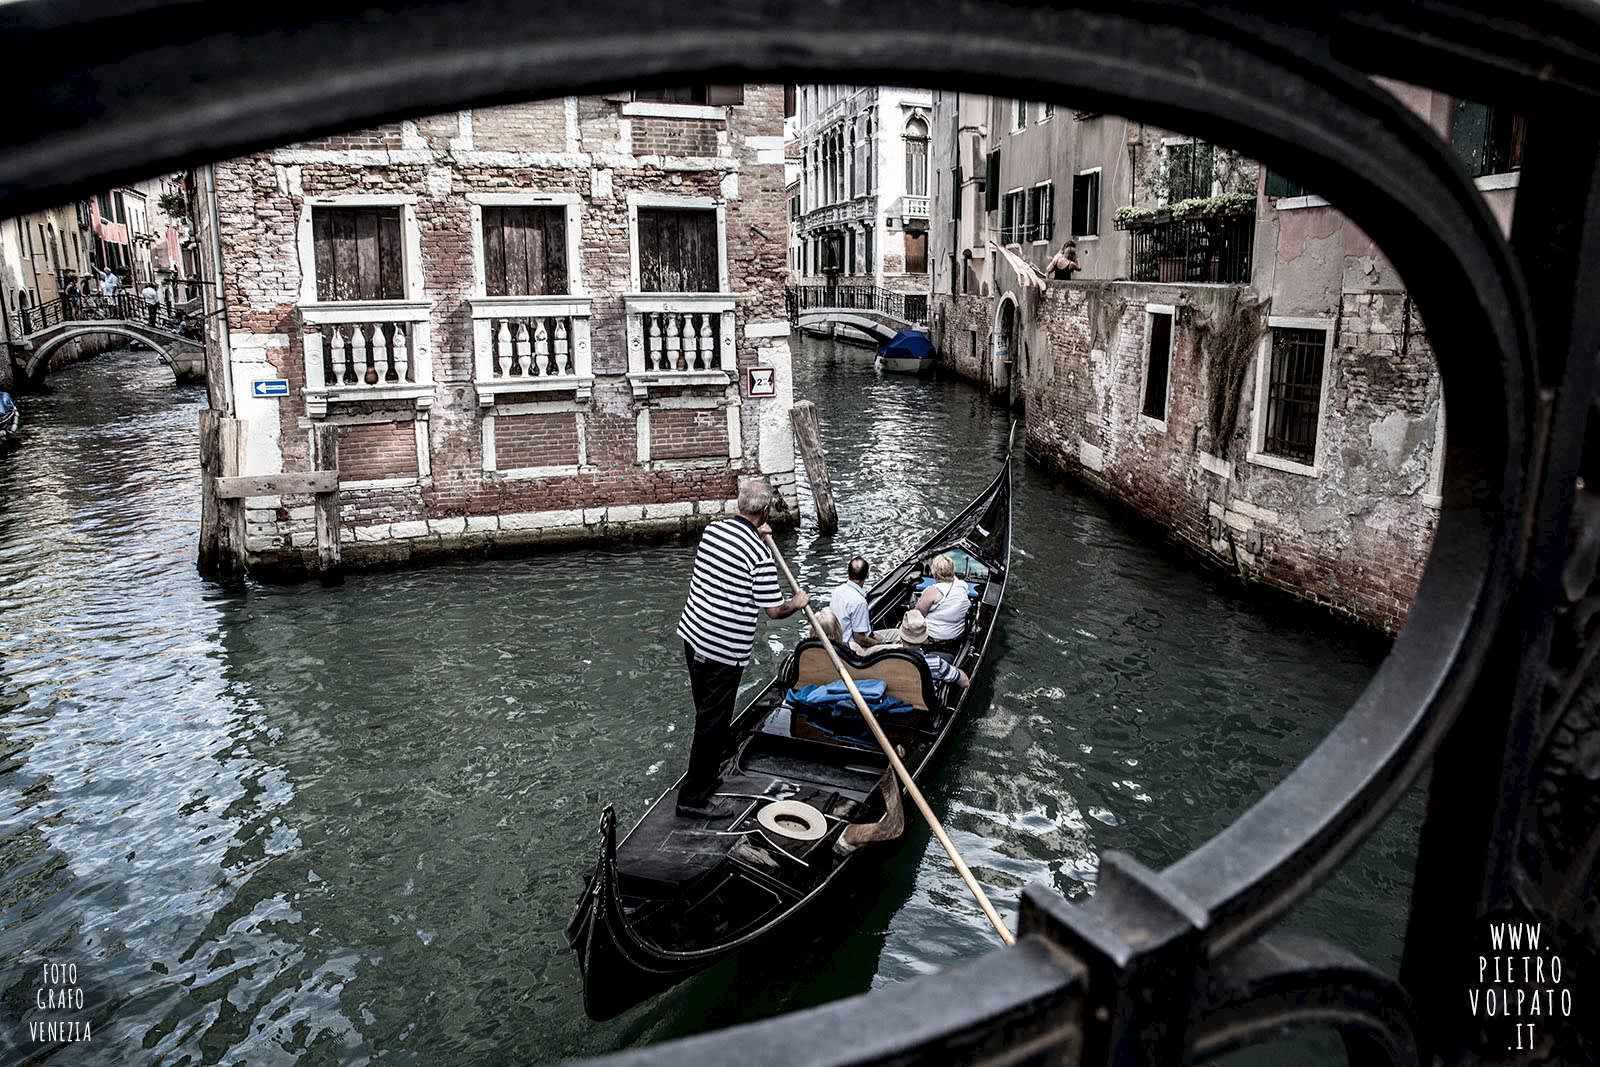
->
[[309, 423, 342, 580], [789, 399, 838, 534], [197, 409, 223, 576], [218, 416, 247, 581]]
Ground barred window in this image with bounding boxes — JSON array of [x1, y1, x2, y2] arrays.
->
[[1262, 327, 1327, 465]]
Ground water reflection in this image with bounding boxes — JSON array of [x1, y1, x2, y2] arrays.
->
[[0, 338, 1412, 1063]]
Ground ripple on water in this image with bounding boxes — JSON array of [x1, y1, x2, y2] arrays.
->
[[0, 339, 1406, 1064]]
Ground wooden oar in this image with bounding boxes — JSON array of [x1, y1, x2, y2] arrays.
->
[[762, 532, 1015, 946]]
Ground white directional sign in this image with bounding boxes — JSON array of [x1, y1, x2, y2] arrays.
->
[[251, 378, 290, 398]]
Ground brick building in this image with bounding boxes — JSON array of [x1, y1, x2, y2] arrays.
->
[[927, 85, 1513, 632], [197, 88, 797, 573]]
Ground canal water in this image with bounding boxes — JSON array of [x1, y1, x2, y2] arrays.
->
[[0, 339, 1418, 1064]]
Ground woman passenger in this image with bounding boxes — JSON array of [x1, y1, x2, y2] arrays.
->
[[915, 554, 970, 657]]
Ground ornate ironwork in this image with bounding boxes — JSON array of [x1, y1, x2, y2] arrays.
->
[[5, 2, 1598, 1062]]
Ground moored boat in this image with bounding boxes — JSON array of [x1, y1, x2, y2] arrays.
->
[[874, 328, 936, 375], [566, 442, 1013, 1021]]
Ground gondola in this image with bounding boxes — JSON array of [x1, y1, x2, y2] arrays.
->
[[566, 442, 1013, 1021]]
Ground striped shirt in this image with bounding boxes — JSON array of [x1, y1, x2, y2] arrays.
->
[[677, 516, 784, 667]]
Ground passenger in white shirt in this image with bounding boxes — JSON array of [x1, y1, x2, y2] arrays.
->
[[828, 556, 898, 651]]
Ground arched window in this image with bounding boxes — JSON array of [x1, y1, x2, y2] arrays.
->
[[904, 116, 929, 197]]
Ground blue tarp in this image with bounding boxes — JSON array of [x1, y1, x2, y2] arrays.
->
[[878, 329, 935, 360]]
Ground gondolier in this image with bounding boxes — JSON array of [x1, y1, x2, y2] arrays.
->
[[676, 478, 809, 819]]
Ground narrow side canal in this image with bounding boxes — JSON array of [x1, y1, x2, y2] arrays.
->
[[0, 339, 1417, 1063]]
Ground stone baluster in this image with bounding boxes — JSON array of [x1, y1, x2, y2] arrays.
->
[[532, 318, 549, 377], [697, 313, 714, 370], [497, 320, 514, 377], [320, 325, 337, 386], [553, 318, 569, 376], [395, 322, 411, 382], [382, 322, 400, 382], [665, 313, 682, 371], [648, 313, 664, 371]]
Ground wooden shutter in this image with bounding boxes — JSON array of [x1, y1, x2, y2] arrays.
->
[[904, 232, 927, 273], [985, 150, 1001, 211], [638, 208, 718, 292], [312, 206, 403, 301], [482, 206, 567, 296], [1264, 169, 1303, 198], [1451, 100, 1490, 176], [706, 84, 745, 106], [953, 166, 962, 220]]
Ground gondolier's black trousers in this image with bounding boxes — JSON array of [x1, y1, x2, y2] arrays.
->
[[682, 641, 744, 805]]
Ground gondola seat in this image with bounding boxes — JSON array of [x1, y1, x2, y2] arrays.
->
[[788, 639, 938, 713]]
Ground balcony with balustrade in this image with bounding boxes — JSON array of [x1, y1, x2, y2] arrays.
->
[[622, 294, 736, 398], [299, 301, 434, 418], [899, 194, 929, 223], [469, 296, 594, 406]]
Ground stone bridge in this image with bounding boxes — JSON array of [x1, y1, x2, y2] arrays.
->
[[785, 284, 930, 343], [10, 294, 206, 389]]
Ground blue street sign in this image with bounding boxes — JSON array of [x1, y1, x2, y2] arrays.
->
[[251, 378, 290, 398]]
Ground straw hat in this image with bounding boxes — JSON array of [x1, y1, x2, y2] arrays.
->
[[899, 609, 929, 646]]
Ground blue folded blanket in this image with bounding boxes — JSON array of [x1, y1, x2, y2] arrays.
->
[[915, 577, 981, 598], [786, 680, 916, 746]]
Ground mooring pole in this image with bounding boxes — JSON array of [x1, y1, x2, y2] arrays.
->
[[789, 400, 838, 535], [308, 423, 342, 580]]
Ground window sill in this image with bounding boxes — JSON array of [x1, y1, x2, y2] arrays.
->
[[620, 102, 727, 121], [299, 299, 430, 325], [476, 376, 594, 406], [1138, 414, 1168, 433], [1474, 171, 1520, 192], [1422, 492, 1443, 510], [627, 369, 732, 398], [306, 382, 434, 418], [343, 476, 422, 492], [1272, 194, 1331, 211], [495, 464, 586, 481], [1246, 450, 1320, 478]]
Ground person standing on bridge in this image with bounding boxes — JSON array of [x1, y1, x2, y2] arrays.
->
[[140, 282, 159, 326], [97, 268, 119, 301], [675, 479, 809, 819]]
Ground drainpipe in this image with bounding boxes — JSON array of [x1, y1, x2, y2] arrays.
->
[[202, 163, 235, 416]]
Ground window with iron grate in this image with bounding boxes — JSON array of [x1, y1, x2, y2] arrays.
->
[[1262, 326, 1326, 465]]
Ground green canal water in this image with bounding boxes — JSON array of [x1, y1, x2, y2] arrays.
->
[[0, 338, 1419, 1063]]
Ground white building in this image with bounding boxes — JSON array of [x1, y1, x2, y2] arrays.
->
[[794, 85, 933, 293]]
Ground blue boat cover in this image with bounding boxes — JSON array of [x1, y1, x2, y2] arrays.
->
[[785, 680, 916, 745], [878, 329, 934, 360], [914, 577, 981, 599]]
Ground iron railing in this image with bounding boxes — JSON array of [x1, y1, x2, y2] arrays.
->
[[1125, 212, 1255, 284], [18, 291, 197, 337], [6, 4, 1600, 1066], [785, 283, 932, 326]]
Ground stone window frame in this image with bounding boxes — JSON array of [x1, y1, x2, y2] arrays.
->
[[1247, 314, 1336, 478], [465, 192, 595, 469], [1424, 397, 1446, 509], [1139, 303, 1176, 432], [1073, 166, 1102, 240], [296, 193, 434, 438], [1011, 98, 1027, 133], [626, 191, 729, 295], [296, 192, 425, 307], [479, 399, 591, 482], [466, 191, 584, 299]]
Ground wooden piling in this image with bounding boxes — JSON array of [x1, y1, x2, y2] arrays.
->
[[309, 423, 342, 580], [789, 400, 838, 534], [198, 409, 248, 581]]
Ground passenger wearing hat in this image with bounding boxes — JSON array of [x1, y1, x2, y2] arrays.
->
[[898, 609, 969, 688]]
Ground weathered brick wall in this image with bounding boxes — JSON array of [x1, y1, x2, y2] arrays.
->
[[932, 293, 997, 391], [948, 277, 1439, 634], [650, 408, 730, 459], [630, 118, 720, 157], [210, 92, 796, 572], [495, 412, 580, 468], [339, 420, 420, 482]]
